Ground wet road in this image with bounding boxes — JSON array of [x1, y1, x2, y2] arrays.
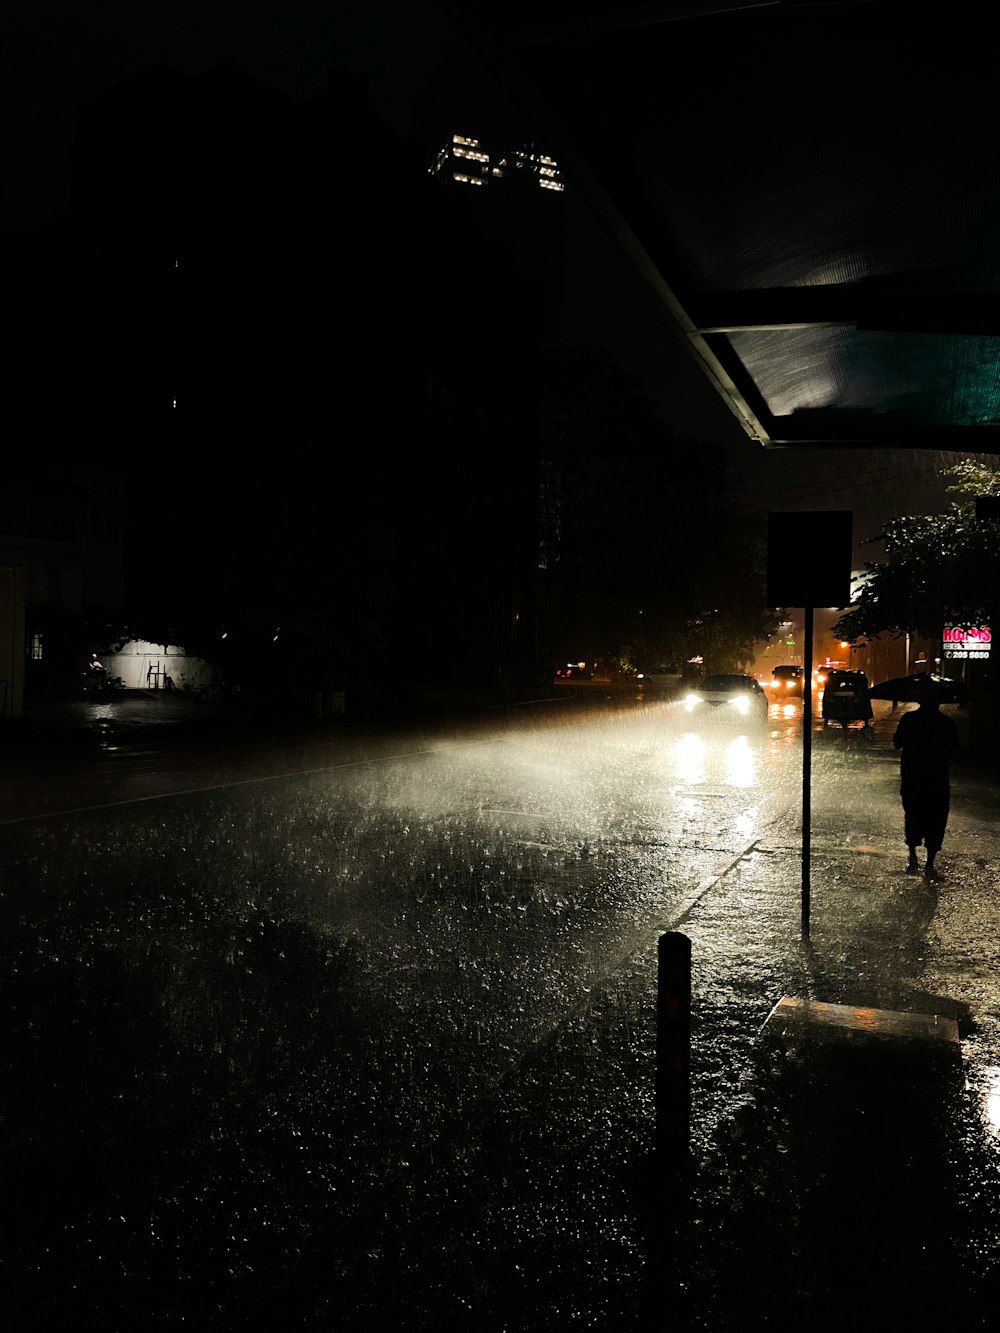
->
[[1, 688, 804, 828], [1, 688, 993, 1329]]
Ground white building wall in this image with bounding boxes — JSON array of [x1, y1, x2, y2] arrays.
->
[[100, 639, 218, 693]]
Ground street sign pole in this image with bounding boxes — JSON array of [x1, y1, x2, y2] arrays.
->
[[801, 605, 813, 939], [766, 511, 852, 944]]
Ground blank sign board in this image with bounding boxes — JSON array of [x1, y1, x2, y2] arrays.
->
[[766, 510, 853, 608]]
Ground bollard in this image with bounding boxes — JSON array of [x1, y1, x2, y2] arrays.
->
[[640, 931, 693, 1319], [656, 931, 691, 1158]]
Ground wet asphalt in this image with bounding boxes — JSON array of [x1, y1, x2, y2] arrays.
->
[[2, 686, 999, 1329]]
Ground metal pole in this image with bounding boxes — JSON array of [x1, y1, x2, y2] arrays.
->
[[802, 604, 814, 938]]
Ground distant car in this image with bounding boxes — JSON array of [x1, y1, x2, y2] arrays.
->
[[771, 664, 804, 695], [553, 663, 592, 682], [637, 665, 685, 694], [813, 660, 847, 687], [682, 674, 769, 724]]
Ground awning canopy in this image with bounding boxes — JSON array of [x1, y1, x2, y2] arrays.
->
[[443, 1, 1000, 450]]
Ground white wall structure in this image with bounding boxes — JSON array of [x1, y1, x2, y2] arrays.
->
[[99, 640, 219, 693]]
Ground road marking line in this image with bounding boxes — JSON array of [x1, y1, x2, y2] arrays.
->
[[669, 839, 761, 930]]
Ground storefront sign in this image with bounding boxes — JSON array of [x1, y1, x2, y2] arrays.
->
[[942, 624, 991, 660]]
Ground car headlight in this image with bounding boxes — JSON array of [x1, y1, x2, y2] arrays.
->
[[683, 692, 703, 711], [730, 695, 751, 715], [785, 679, 796, 688]]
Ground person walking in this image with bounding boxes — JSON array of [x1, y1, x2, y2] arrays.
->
[[892, 678, 959, 880]]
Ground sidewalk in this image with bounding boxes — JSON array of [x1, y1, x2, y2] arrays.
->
[[637, 703, 1000, 1330]]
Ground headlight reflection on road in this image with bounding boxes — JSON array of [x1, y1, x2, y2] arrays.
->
[[677, 795, 703, 821], [674, 733, 758, 789], [725, 735, 756, 787], [734, 810, 759, 840], [675, 732, 706, 784]]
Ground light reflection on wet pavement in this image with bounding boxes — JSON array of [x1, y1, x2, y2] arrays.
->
[[1, 691, 998, 1328]]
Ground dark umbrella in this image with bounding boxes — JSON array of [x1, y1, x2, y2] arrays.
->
[[868, 672, 969, 705]]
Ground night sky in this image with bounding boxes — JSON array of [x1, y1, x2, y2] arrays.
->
[[5, 0, 992, 554]]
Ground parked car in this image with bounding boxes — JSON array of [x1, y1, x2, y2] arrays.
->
[[682, 673, 769, 725], [821, 669, 873, 728], [771, 664, 804, 695], [553, 663, 592, 682], [637, 664, 685, 694]]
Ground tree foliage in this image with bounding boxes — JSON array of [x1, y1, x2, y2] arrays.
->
[[834, 459, 1000, 643]]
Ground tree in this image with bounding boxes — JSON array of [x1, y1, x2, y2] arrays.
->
[[833, 459, 1000, 644], [834, 459, 1000, 750]]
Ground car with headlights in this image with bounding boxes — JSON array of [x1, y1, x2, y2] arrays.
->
[[682, 673, 769, 724], [813, 660, 847, 688], [771, 664, 804, 696]]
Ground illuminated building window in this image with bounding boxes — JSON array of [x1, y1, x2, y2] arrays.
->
[[436, 135, 563, 195], [29, 633, 43, 661]]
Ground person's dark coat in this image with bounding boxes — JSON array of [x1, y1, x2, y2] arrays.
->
[[893, 704, 959, 853]]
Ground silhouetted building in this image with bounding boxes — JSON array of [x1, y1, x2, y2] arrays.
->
[[4, 62, 568, 715], [0, 462, 124, 713]]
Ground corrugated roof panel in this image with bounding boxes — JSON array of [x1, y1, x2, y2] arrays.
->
[[727, 328, 1000, 427], [448, 1, 1000, 447]]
